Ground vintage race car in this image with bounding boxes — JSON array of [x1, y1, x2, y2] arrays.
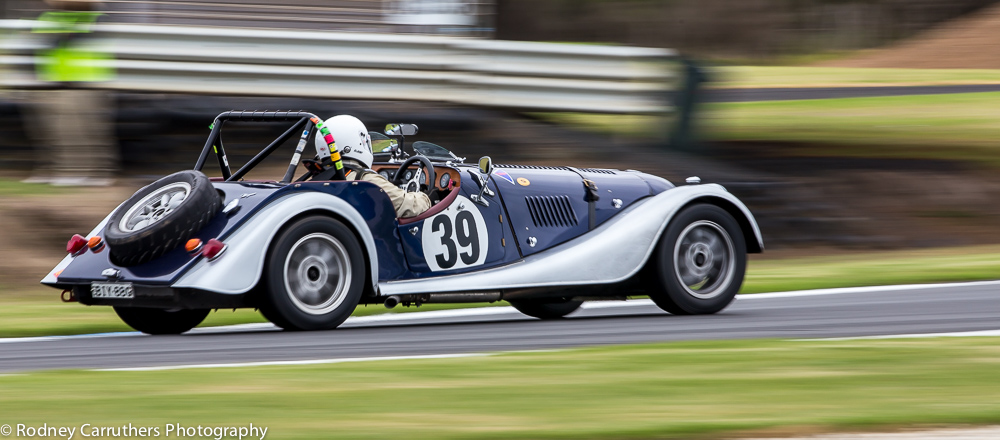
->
[[42, 111, 763, 334]]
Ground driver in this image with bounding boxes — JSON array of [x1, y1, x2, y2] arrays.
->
[[319, 115, 431, 218]]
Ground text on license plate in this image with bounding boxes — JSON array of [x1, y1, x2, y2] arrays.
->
[[91, 282, 134, 299]]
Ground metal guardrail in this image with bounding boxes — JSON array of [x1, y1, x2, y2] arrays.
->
[[2, 0, 496, 37], [0, 21, 677, 114]]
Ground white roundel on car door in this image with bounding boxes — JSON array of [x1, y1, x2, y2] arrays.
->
[[421, 195, 489, 272]]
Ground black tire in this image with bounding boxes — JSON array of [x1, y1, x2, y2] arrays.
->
[[105, 170, 221, 266], [509, 299, 583, 319], [259, 216, 365, 331], [113, 307, 210, 335], [648, 204, 746, 315]]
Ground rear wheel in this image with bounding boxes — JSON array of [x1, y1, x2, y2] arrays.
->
[[510, 299, 583, 319], [259, 216, 365, 331], [648, 204, 746, 315], [113, 307, 210, 335]]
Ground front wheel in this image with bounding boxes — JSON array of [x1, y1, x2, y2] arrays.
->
[[259, 216, 365, 331], [648, 204, 746, 315], [509, 299, 583, 319], [113, 307, 210, 335]]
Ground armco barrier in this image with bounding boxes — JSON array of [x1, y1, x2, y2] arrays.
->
[[0, 21, 676, 114]]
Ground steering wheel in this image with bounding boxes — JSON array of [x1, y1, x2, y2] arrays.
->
[[392, 155, 436, 196]]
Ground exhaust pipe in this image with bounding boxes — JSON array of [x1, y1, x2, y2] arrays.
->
[[384, 295, 400, 309]]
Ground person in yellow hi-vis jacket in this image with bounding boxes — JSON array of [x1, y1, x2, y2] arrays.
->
[[22, 0, 118, 186]]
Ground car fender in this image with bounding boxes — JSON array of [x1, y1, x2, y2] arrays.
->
[[378, 184, 762, 295], [172, 192, 379, 295], [40, 202, 125, 286]]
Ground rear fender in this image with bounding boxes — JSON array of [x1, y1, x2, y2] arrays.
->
[[41, 202, 124, 287], [172, 192, 379, 295]]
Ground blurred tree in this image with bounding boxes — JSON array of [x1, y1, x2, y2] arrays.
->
[[496, 0, 999, 58]]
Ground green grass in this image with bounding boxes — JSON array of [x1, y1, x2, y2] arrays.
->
[[540, 92, 1000, 163], [705, 92, 1000, 163], [3, 337, 1000, 439], [0, 287, 504, 338], [0, 179, 75, 196], [4, 245, 1000, 338], [713, 66, 1000, 89], [743, 245, 1000, 293]]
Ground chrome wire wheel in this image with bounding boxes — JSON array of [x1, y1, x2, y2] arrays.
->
[[672, 220, 736, 299], [283, 232, 352, 315], [118, 182, 191, 232]]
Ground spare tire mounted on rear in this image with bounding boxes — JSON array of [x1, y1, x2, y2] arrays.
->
[[104, 170, 221, 266]]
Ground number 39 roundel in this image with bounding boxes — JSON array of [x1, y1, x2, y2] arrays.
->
[[421, 195, 489, 272]]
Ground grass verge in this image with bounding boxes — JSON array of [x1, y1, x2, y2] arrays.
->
[[540, 92, 1000, 164], [0, 289, 502, 338], [3, 337, 1000, 439], [3, 245, 1000, 338], [0, 179, 80, 197], [713, 66, 1000, 89], [742, 245, 1000, 293], [705, 92, 1000, 164]]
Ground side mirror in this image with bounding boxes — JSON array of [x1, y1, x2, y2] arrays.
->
[[385, 123, 418, 136], [478, 156, 493, 175], [470, 156, 495, 207]]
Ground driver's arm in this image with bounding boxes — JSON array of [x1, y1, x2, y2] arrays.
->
[[360, 172, 431, 218]]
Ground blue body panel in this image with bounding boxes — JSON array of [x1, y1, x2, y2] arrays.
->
[[394, 167, 521, 278], [491, 166, 665, 256]]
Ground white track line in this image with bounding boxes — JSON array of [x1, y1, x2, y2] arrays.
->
[[797, 329, 1000, 341], [2, 279, 998, 344], [94, 353, 493, 372], [738, 279, 1000, 300]]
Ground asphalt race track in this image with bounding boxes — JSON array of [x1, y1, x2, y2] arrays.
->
[[2, 282, 999, 372]]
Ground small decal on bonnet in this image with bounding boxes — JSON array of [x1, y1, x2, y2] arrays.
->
[[493, 169, 515, 185]]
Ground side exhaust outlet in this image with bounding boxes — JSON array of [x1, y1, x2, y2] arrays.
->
[[384, 295, 400, 309]]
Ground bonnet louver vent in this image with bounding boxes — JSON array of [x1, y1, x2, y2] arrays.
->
[[525, 195, 578, 228], [496, 164, 569, 171], [579, 168, 616, 175]]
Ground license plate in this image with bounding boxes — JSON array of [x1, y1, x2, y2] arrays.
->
[[91, 282, 134, 299]]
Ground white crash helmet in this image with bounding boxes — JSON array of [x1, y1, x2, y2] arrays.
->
[[315, 115, 373, 169]]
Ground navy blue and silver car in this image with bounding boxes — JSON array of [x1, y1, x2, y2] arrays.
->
[[42, 111, 763, 334]]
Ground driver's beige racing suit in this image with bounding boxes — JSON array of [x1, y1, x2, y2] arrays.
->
[[345, 169, 431, 218]]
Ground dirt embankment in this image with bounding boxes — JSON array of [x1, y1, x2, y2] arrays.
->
[[822, 3, 1000, 69]]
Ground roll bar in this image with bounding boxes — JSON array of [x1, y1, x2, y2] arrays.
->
[[194, 111, 346, 183]]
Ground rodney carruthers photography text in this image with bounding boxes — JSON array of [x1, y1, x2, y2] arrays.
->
[[6, 423, 267, 440]]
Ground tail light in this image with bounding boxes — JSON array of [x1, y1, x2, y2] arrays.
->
[[185, 238, 203, 253], [201, 239, 226, 261], [87, 236, 104, 252], [66, 234, 87, 254]]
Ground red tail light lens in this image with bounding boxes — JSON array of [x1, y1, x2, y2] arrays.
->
[[201, 239, 227, 261], [67, 234, 87, 254]]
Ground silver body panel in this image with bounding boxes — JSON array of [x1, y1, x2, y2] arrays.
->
[[378, 184, 762, 296], [172, 192, 379, 295]]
